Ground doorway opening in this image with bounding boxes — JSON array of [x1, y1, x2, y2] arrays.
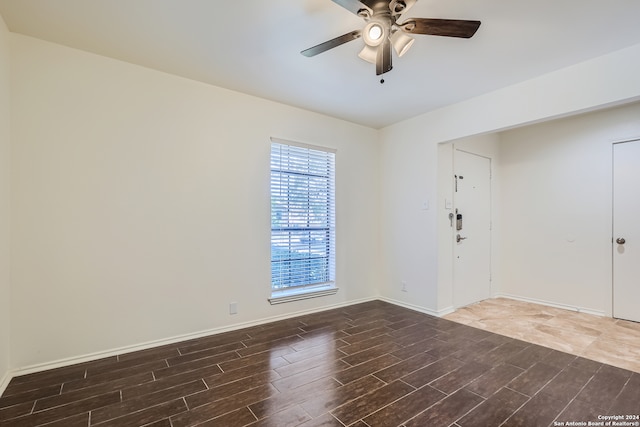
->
[[453, 149, 492, 308], [437, 137, 498, 314]]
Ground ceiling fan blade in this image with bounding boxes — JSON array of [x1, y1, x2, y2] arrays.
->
[[331, 0, 372, 16], [400, 18, 481, 38], [376, 37, 392, 76], [301, 30, 362, 57]]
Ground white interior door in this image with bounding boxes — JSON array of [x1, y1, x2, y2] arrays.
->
[[613, 139, 640, 323], [453, 149, 492, 308]]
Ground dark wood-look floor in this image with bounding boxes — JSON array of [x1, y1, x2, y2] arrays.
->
[[1, 301, 639, 427]]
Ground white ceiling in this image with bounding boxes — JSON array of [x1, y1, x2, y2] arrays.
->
[[1, 0, 640, 129]]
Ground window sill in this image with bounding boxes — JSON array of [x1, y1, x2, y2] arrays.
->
[[269, 284, 339, 305]]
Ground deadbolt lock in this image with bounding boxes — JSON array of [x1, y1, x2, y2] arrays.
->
[[616, 237, 626, 245]]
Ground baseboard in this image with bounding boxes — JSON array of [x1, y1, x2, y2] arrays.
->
[[0, 370, 10, 397], [378, 297, 453, 317], [8, 296, 378, 379], [435, 306, 456, 317], [493, 293, 607, 318]]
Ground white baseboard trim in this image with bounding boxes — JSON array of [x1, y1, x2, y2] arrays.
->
[[8, 296, 378, 380], [436, 306, 456, 317], [493, 293, 607, 318], [378, 297, 454, 318], [0, 370, 10, 397]]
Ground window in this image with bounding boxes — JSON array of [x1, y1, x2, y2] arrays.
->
[[269, 138, 337, 304]]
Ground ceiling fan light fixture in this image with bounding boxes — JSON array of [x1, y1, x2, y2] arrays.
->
[[369, 25, 382, 40], [358, 45, 378, 64], [363, 22, 385, 46], [301, 0, 482, 77], [391, 30, 415, 57]]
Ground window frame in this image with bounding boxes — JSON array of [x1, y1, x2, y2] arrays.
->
[[268, 137, 338, 304]]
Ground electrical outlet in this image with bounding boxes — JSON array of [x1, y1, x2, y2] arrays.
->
[[401, 281, 407, 292], [229, 302, 238, 315]]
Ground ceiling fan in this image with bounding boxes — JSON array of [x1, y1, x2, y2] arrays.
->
[[301, 0, 481, 77]]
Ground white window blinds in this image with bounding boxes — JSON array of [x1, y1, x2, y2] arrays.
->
[[270, 139, 336, 292]]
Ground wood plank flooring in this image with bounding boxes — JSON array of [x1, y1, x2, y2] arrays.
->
[[1, 300, 639, 426]]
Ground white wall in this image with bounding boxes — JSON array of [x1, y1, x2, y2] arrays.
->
[[498, 102, 640, 314], [379, 41, 640, 313], [6, 28, 640, 373], [378, 126, 439, 311], [10, 34, 380, 369], [0, 14, 11, 385]]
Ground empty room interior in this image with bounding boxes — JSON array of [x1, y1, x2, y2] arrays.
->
[[0, 1, 640, 426]]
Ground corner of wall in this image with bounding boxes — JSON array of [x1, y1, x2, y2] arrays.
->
[[0, 10, 13, 394]]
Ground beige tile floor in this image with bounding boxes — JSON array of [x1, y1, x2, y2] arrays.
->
[[444, 297, 640, 373]]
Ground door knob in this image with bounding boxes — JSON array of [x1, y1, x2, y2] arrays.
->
[[616, 237, 626, 245], [456, 234, 467, 243]]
